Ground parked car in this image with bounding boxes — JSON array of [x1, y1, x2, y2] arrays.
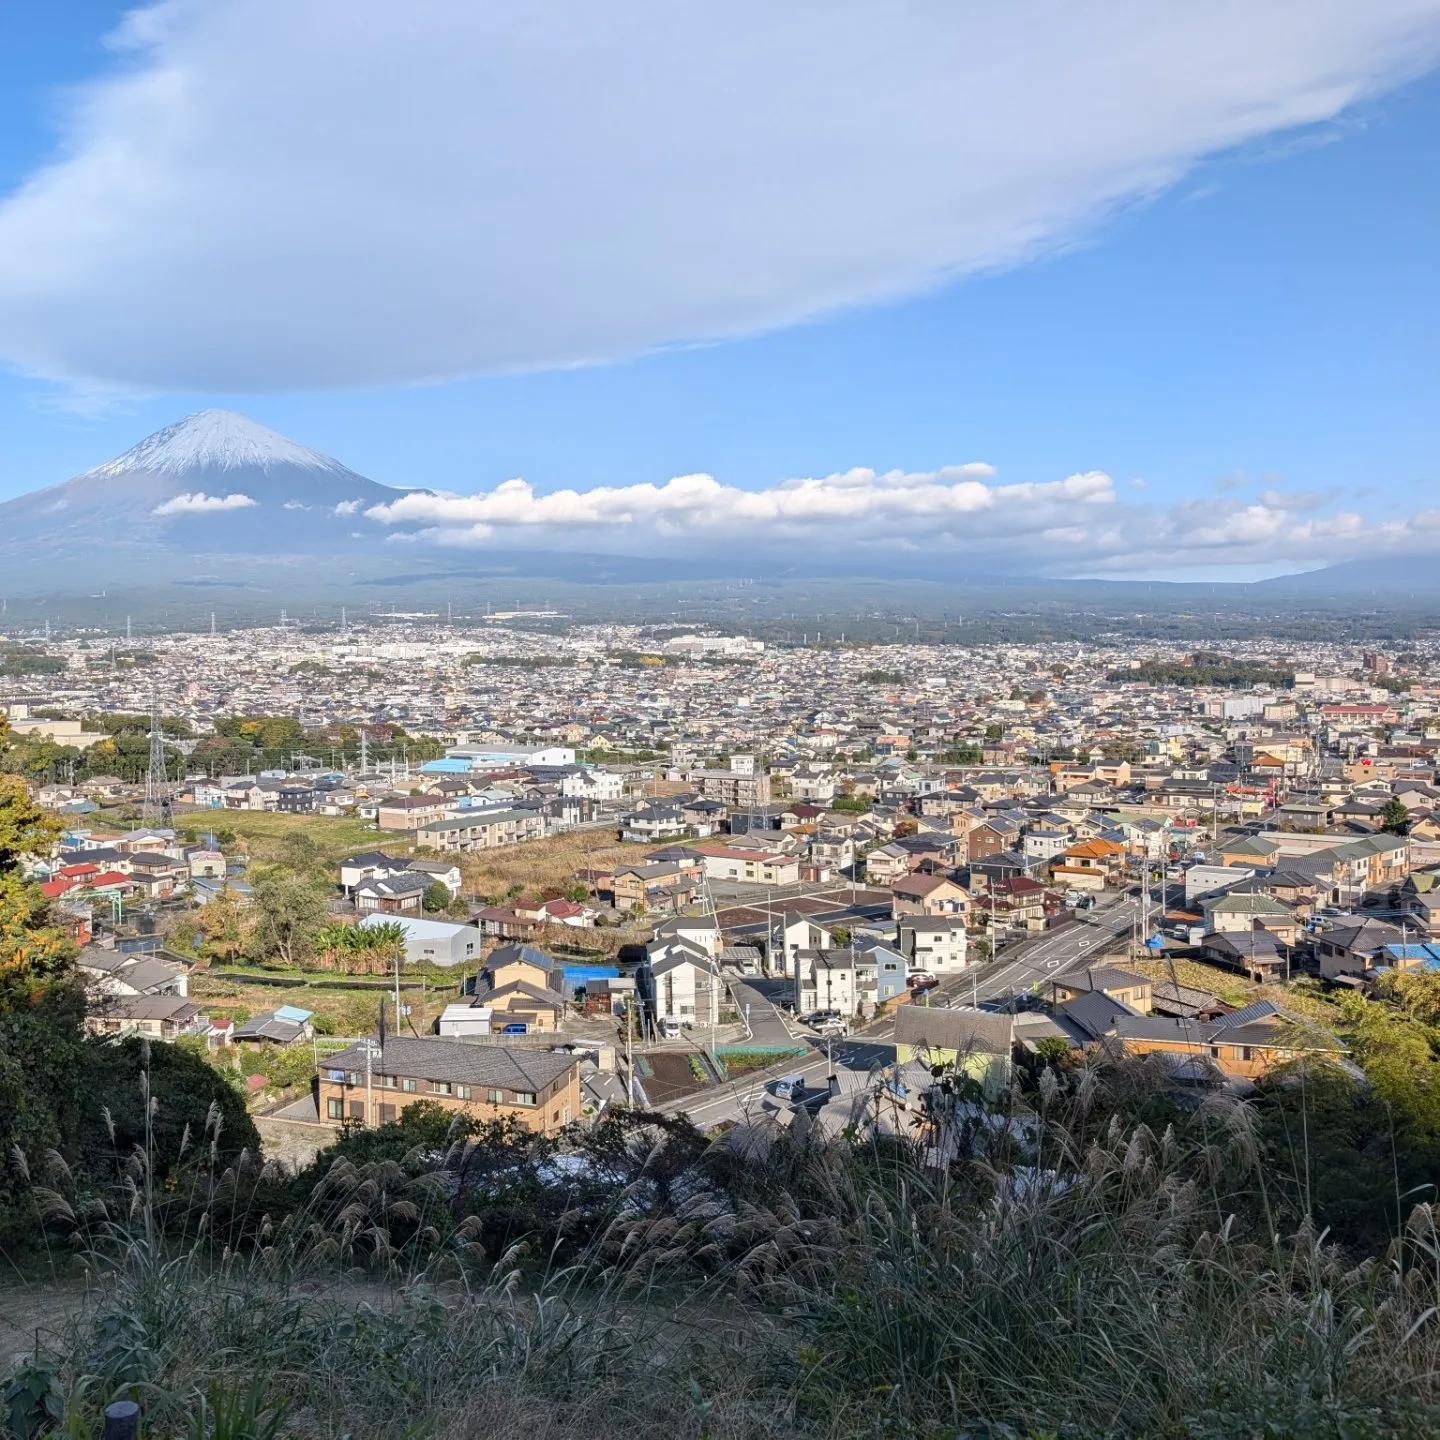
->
[[771, 1074, 807, 1102], [908, 970, 938, 991]]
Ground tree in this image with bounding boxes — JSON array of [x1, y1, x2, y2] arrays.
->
[[1382, 798, 1410, 835], [422, 881, 451, 913], [0, 776, 85, 1245], [248, 872, 328, 967]]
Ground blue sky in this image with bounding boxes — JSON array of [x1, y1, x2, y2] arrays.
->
[[1, 2, 1438, 578]]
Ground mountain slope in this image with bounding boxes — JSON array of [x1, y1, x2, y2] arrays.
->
[[0, 410, 403, 577]]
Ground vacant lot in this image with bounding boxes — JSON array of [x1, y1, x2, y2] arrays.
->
[[186, 808, 386, 865], [455, 828, 637, 903], [1129, 955, 1345, 1029], [190, 968, 466, 1036]]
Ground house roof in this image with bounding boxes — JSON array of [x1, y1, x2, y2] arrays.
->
[[893, 1006, 1013, 1055], [325, 1036, 577, 1090], [890, 874, 960, 898], [1059, 990, 1141, 1040], [88, 993, 199, 1023], [1056, 965, 1150, 994]]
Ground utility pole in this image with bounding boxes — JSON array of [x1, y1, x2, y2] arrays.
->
[[625, 999, 635, 1105]]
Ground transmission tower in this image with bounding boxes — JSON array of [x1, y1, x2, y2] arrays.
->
[[141, 696, 172, 830]]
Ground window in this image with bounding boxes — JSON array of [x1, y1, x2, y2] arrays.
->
[[346, 1072, 361, 1086], [402, 1078, 418, 1093], [431, 1080, 452, 1096], [456, 1085, 471, 1100], [488, 1089, 504, 1104], [515, 1092, 537, 1106], [348, 1101, 364, 1120], [327, 1098, 344, 1120], [379, 1104, 396, 1123]]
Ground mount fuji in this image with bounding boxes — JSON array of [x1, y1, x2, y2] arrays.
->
[[0, 410, 406, 582]]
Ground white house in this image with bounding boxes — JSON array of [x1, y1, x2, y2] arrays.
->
[[640, 939, 722, 1030], [560, 767, 624, 802], [794, 947, 861, 1016], [897, 916, 970, 974], [701, 848, 800, 886], [768, 913, 833, 977]]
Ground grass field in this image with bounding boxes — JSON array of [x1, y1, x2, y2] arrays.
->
[[455, 828, 637, 903], [192, 808, 647, 907], [190, 968, 467, 1036], [1129, 955, 1347, 1029], [184, 808, 388, 865]]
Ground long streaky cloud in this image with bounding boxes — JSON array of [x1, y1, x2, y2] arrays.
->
[[0, 1, 1438, 390]]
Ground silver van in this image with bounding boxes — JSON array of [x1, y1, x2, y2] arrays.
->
[[771, 1074, 807, 1102]]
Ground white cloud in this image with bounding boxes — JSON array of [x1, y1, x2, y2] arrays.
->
[[152, 490, 258, 515], [0, 1, 1438, 389], [333, 499, 361, 516], [361, 462, 1440, 576], [367, 463, 1107, 548]]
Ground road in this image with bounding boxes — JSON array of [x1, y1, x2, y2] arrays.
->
[[662, 890, 1143, 1127], [933, 891, 1143, 1009]]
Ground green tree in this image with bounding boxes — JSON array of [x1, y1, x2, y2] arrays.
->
[[1382, 797, 1410, 835], [0, 775, 85, 1245], [422, 881, 451, 913], [248, 872, 328, 967]]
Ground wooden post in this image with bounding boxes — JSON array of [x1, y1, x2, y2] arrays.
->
[[103, 1399, 141, 1439]]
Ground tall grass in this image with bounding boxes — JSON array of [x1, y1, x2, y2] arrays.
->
[[8, 1049, 1440, 1438]]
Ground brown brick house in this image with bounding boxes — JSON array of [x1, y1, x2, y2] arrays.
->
[[319, 1036, 581, 1133]]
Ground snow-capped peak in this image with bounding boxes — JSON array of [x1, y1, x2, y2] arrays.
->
[[86, 409, 347, 476]]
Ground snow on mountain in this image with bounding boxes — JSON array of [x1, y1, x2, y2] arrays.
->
[[84, 408, 348, 477], [0, 409, 407, 580]]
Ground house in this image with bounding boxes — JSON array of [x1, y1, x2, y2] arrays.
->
[[1316, 918, 1408, 981], [187, 848, 227, 880], [638, 939, 722, 1031], [700, 847, 801, 886], [1201, 928, 1289, 983], [1201, 890, 1299, 946], [1050, 837, 1126, 890], [84, 993, 205, 1040], [319, 1036, 581, 1134], [793, 946, 863, 1016], [865, 843, 911, 885], [851, 935, 910, 1005], [359, 913, 481, 966], [415, 808, 546, 852], [354, 871, 430, 914], [339, 851, 411, 895], [764, 912, 834, 976], [1048, 965, 1153, 1013], [469, 943, 568, 1032], [892, 1007, 1014, 1100], [896, 916, 969, 973], [405, 858, 465, 895], [78, 947, 188, 998], [1066, 997, 1345, 1082], [609, 860, 700, 913], [232, 1005, 315, 1045], [890, 874, 970, 919]]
